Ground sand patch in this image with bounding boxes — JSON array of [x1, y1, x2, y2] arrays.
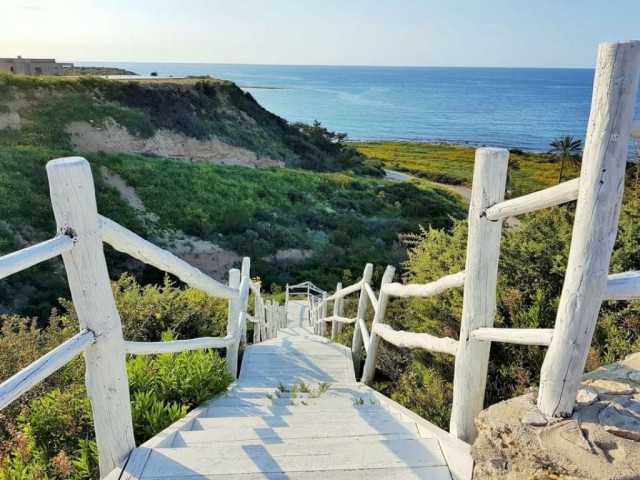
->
[[67, 119, 284, 167]]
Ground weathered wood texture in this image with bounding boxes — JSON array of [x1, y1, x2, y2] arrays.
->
[[470, 327, 553, 346], [100, 216, 237, 299], [226, 269, 241, 377], [361, 265, 396, 385], [373, 324, 459, 356], [324, 280, 364, 303], [538, 41, 640, 418], [0, 234, 74, 280], [0, 329, 94, 409], [484, 178, 580, 221], [352, 264, 374, 372], [383, 271, 465, 298], [124, 335, 235, 354], [47, 157, 136, 477], [450, 148, 508, 443]]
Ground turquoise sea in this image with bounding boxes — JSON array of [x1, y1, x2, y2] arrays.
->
[[77, 62, 640, 152]]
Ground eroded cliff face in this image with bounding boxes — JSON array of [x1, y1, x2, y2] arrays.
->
[[472, 353, 640, 479], [67, 119, 284, 167]]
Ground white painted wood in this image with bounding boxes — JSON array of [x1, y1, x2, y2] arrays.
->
[[470, 327, 553, 346], [320, 315, 356, 324], [362, 265, 396, 385], [226, 269, 241, 377], [324, 279, 364, 303], [0, 329, 94, 409], [450, 147, 508, 443], [373, 324, 459, 356], [124, 335, 235, 354], [320, 292, 328, 337], [138, 437, 447, 476], [236, 275, 250, 349], [100, 216, 238, 299], [240, 257, 251, 346], [352, 264, 374, 372], [631, 119, 640, 139], [383, 271, 465, 298], [364, 282, 379, 310], [359, 317, 371, 353], [331, 282, 342, 340], [0, 235, 75, 280], [484, 178, 580, 221], [538, 41, 640, 418], [47, 157, 136, 477], [603, 270, 640, 300]]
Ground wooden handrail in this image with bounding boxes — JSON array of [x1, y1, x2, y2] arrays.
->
[[470, 327, 553, 346], [0, 329, 94, 410], [383, 271, 465, 298], [124, 335, 235, 354], [373, 324, 459, 356], [484, 178, 580, 221], [364, 282, 378, 309], [99, 216, 238, 300], [0, 234, 75, 280], [324, 279, 364, 303]]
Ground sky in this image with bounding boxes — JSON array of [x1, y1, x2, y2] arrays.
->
[[2, 0, 639, 68]]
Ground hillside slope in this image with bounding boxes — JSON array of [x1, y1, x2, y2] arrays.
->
[[0, 75, 380, 173]]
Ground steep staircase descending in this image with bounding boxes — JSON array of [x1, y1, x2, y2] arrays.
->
[[114, 301, 472, 479]]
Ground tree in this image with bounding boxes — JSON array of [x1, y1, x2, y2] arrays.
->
[[548, 135, 583, 183]]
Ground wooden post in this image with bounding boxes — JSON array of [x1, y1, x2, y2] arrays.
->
[[361, 265, 395, 386], [240, 258, 250, 347], [226, 269, 241, 377], [538, 41, 640, 417], [285, 283, 289, 324], [46, 157, 136, 477], [352, 264, 374, 376], [331, 282, 342, 340], [320, 292, 328, 337], [450, 148, 508, 443]]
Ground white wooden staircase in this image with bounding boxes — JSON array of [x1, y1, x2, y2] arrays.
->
[[115, 305, 472, 479]]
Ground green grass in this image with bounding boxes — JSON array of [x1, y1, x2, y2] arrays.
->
[[353, 141, 581, 196], [0, 145, 463, 317]]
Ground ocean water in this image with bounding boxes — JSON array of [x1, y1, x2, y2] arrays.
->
[[78, 62, 640, 152]]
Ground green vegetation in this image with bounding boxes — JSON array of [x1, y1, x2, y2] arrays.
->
[[0, 275, 232, 479], [62, 67, 138, 76], [0, 145, 462, 316], [371, 182, 640, 429], [353, 141, 581, 195], [0, 74, 382, 174], [548, 135, 583, 183]]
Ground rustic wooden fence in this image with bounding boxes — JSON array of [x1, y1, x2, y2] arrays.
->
[[0, 157, 284, 476], [311, 41, 640, 442], [0, 40, 638, 476]]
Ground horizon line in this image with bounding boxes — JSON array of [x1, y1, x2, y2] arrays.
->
[[71, 60, 595, 70]]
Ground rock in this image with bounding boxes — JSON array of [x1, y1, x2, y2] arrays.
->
[[576, 387, 599, 406], [629, 371, 640, 384], [486, 457, 506, 470], [599, 402, 640, 442], [584, 378, 636, 395], [621, 352, 640, 370], [522, 409, 548, 426]]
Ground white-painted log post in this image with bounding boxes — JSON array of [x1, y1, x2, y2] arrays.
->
[[361, 265, 396, 386], [46, 157, 136, 477], [226, 269, 241, 377], [285, 283, 289, 323], [352, 264, 374, 375], [538, 41, 640, 417], [450, 148, 508, 443], [240, 258, 250, 347], [320, 292, 328, 337], [331, 282, 342, 340]]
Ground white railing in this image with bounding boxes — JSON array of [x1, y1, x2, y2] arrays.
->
[[0, 157, 280, 477], [310, 41, 640, 444]]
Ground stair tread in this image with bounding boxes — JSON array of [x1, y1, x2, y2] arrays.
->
[[136, 438, 447, 477]]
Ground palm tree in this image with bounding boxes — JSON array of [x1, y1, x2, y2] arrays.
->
[[548, 135, 583, 183]]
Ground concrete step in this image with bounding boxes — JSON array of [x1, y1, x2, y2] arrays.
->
[[136, 437, 448, 477]]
